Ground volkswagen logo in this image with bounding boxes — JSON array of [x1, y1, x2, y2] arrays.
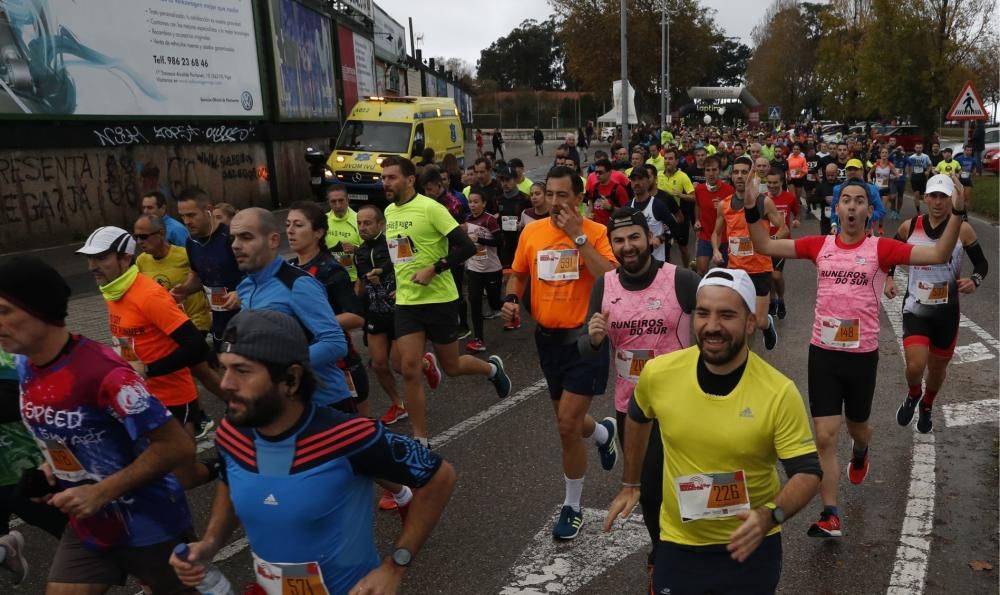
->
[[352, 173, 363, 183]]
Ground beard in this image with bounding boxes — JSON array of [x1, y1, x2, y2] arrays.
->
[[226, 387, 284, 428], [696, 328, 746, 367], [619, 244, 652, 275]]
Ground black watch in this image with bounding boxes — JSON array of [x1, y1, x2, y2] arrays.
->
[[392, 547, 413, 567], [503, 294, 519, 305], [765, 503, 785, 525]]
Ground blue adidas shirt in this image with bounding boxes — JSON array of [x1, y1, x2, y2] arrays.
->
[[215, 406, 442, 595]]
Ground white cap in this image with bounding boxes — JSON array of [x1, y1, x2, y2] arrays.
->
[[77, 226, 136, 256], [925, 174, 954, 197], [698, 268, 756, 313]]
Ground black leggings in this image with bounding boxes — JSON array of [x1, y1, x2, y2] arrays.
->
[[466, 269, 503, 342], [616, 411, 664, 551], [450, 265, 469, 331], [0, 484, 68, 538]]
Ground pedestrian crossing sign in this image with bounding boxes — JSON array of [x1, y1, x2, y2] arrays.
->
[[768, 106, 781, 121], [946, 81, 988, 121]]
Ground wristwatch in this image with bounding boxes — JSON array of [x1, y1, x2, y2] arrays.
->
[[574, 233, 588, 247], [392, 547, 413, 567], [764, 502, 785, 526]]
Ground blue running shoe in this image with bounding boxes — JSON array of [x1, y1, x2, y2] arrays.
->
[[597, 417, 618, 471], [488, 355, 512, 398], [552, 506, 584, 540]]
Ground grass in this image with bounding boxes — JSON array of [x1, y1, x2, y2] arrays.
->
[[971, 174, 998, 220]]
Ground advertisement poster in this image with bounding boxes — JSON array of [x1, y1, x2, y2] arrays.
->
[[269, 0, 338, 120], [337, 26, 359, 112], [353, 35, 376, 99], [373, 5, 406, 63], [0, 0, 263, 117]]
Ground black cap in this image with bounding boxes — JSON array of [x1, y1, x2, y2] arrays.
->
[[221, 310, 310, 366], [607, 207, 649, 234], [0, 256, 70, 326], [494, 163, 514, 178]]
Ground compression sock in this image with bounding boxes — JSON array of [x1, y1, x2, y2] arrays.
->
[[851, 445, 868, 468], [823, 505, 839, 518], [392, 486, 413, 507], [908, 384, 922, 398], [921, 389, 939, 408], [591, 421, 609, 446], [564, 476, 584, 512]]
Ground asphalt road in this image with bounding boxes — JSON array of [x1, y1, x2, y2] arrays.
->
[[6, 140, 998, 595]]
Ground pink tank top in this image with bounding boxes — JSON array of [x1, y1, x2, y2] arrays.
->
[[812, 235, 886, 352], [602, 264, 691, 412]]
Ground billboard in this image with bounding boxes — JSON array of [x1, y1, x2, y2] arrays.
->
[[0, 0, 263, 117], [338, 26, 376, 112], [269, 0, 338, 120], [373, 5, 406, 63]]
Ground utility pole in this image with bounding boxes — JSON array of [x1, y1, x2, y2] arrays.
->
[[660, 2, 666, 131], [620, 0, 629, 141], [666, 7, 671, 127]]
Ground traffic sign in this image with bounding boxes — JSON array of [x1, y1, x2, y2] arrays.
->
[[768, 106, 781, 120], [946, 81, 988, 121]]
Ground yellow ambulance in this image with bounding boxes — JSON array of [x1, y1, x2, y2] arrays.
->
[[323, 96, 464, 204]]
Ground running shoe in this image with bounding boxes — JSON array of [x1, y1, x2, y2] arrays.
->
[[807, 511, 842, 538], [597, 417, 618, 471], [487, 355, 512, 399], [776, 301, 787, 320], [552, 505, 584, 540], [378, 489, 398, 511], [483, 310, 502, 320], [465, 338, 487, 353], [916, 405, 934, 434], [195, 415, 216, 441], [0, 531, 27, 586], [423, 352, 442, 390], [896, 395, 919, 426], [763, 314, 778, 350], [848, 446, 870, 485], [457, 327, 473, 341], [380, 404, 408, 425], [768, 300, 777, 316]]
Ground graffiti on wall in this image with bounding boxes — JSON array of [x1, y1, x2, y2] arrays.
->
[[91, 123, 258, 147]]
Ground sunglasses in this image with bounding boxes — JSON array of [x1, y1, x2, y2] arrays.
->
[[133, 230, 161, 240]]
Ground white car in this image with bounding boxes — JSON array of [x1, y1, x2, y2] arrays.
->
[[600, 126, 615, 142]]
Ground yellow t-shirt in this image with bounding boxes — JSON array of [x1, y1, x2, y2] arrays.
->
[[935, 159, 961, 176], [635, 347, 816, 546], [384, 194, 459, 306], [136, 245, 211, 332], [517, 177, 534, 195], [325, 209, 361, 281], [661, 169, 695, 197]]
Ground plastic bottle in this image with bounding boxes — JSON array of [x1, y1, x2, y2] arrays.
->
[[172, 543, 234, 595]]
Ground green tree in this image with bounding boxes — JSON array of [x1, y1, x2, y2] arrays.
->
[[707, 38, 752, 87], [476, 19, 565, 90]]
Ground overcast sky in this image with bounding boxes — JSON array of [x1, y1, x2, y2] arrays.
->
[[373, 0, 771, 72]]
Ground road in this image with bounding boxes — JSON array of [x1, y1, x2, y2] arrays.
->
[[7, 140, 998, 595]]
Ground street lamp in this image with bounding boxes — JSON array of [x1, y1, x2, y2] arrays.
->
[[619, 0, 629, 141], [661, 1, 670, 131]]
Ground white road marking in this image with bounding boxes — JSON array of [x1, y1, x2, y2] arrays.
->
[[943, 399, 999, 427], [499, 507, 648, 595], [952, 342, 995, 364]]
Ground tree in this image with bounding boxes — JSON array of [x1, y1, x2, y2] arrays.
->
[[707, 38, 752, 87], [476, 19, 565, 90], [431, 56, 475, 88]]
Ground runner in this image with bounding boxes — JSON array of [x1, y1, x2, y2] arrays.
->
[[582, 208, 699, 566], [0, 255, 196, 593], [742, 173, 967, 538], [660, 148, 696, 266], [496, 163, 532, 269], [889, 145, 909, 220], [765, 170, 799, 319], [169, 310, 456, 595], [587, 158, 629, 226], [604, 267, 821, 594], [140, 190, 189, 247], [629, 165, 678, 263], [787, 143, 808, 204], [324, 184, 362, 283], [501, 165, 619, 539], [829, 159, 886, 236], [710, 157, 784, 350], [463, 157, 501, 213], [520, 182, 550, 227], [78, 226, 216, 488], [510, 158, 534, 195], [868, 147, 899, 221], [693, 155, 735, 275], [954, 144, 977, 207], [382, 157, 512, 445], [885, 175, 989, 433], [230, 208, 352, 409], [212, 202, 237, 226], [907, 142, 932, 215], [463, 191, 504, 353], [422, 167, 472, 339]]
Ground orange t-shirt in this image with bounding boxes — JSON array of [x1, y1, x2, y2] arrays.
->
[[512, 216, 617, 328], [106, 273, 197, 406], [787, 154, 807, 179], [722, 196, 773, 275]]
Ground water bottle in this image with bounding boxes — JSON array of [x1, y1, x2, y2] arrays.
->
[[172, 543, 234, 595]]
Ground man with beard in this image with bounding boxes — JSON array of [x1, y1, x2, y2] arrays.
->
[[629, 166, 677, 263], [693, 156, 734, 275], [170, 310, 456, 595], [582, 208, 699, 568], [382, 157, 512, 447], [605, 267, 820, 594], [743, 173, 966, 540], [462, 157, 501, 213]]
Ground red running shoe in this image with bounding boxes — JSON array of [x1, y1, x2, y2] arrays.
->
[[807, 511, 842, 538], [378, 489, 398, 511], [465, 338, 486, 353], [380, 404, 408, 425], [847, 448, 870, 485], [422, 352, 442, 389]]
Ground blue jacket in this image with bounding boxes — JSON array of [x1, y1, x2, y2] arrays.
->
[[830, 181, 886, 227], [237, 256, 349, 405], [163, 215, 190, 247]]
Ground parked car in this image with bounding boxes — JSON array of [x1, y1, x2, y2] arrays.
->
[[600, 126, 616, 142], [876, 125, 936, 152]]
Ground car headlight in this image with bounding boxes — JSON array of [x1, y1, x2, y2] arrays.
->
[[323, 168, 335, 180], [335, 155, 345, 163], [375, 157, 384, 165]]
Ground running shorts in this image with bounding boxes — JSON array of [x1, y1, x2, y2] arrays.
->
[[807, 344, 879, 422], [652, 534, 782, 595], [902, 308, 960, 359], [365, 311, 396, 339], [771, 256, 786, 273], [535, 326, 609, 400], [748, 272, 773, 297], [395, 301, 460, 345], [910, 174, 927, 193]]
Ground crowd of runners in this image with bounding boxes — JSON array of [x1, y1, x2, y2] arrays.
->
[[0, 121, 989, 594]]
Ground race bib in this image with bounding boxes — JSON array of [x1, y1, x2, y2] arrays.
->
[[914, 280, 949, 305], [960, 170, 971, 179], [537, 249, 579, 281], [615, 349, 654, 383], [387, 237, 415, 264], [472, 243, 488, 260], [204, 286, 230, 313], [113, 336, 138, 362], [806, 173, 816, 182], [823, 206, 832, 219], [820, 316, 860, 349], [728, 236, 754, 257], [501, 216, 519, 232], [876, 173, 890, 188], [912, 166, 924, 174], [42, 439, 88, 482], [253, 554, 329, 595], [675, 470, 751, 522]]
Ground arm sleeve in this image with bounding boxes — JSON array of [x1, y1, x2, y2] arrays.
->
[[348, 423, 444, 487], [674, 268, 701, 314], [145, 321, 208, 377], [627, 393, 654, 423], [578, 274, 606, 356], [794, 236, 825, 262], [876, 237, 916, 271], [779, 452, 823, 479], [773, 381, 818, 460], [444, 226, 477, 266], [291, 276, 348, 366], [965, 241, 988, 280]]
